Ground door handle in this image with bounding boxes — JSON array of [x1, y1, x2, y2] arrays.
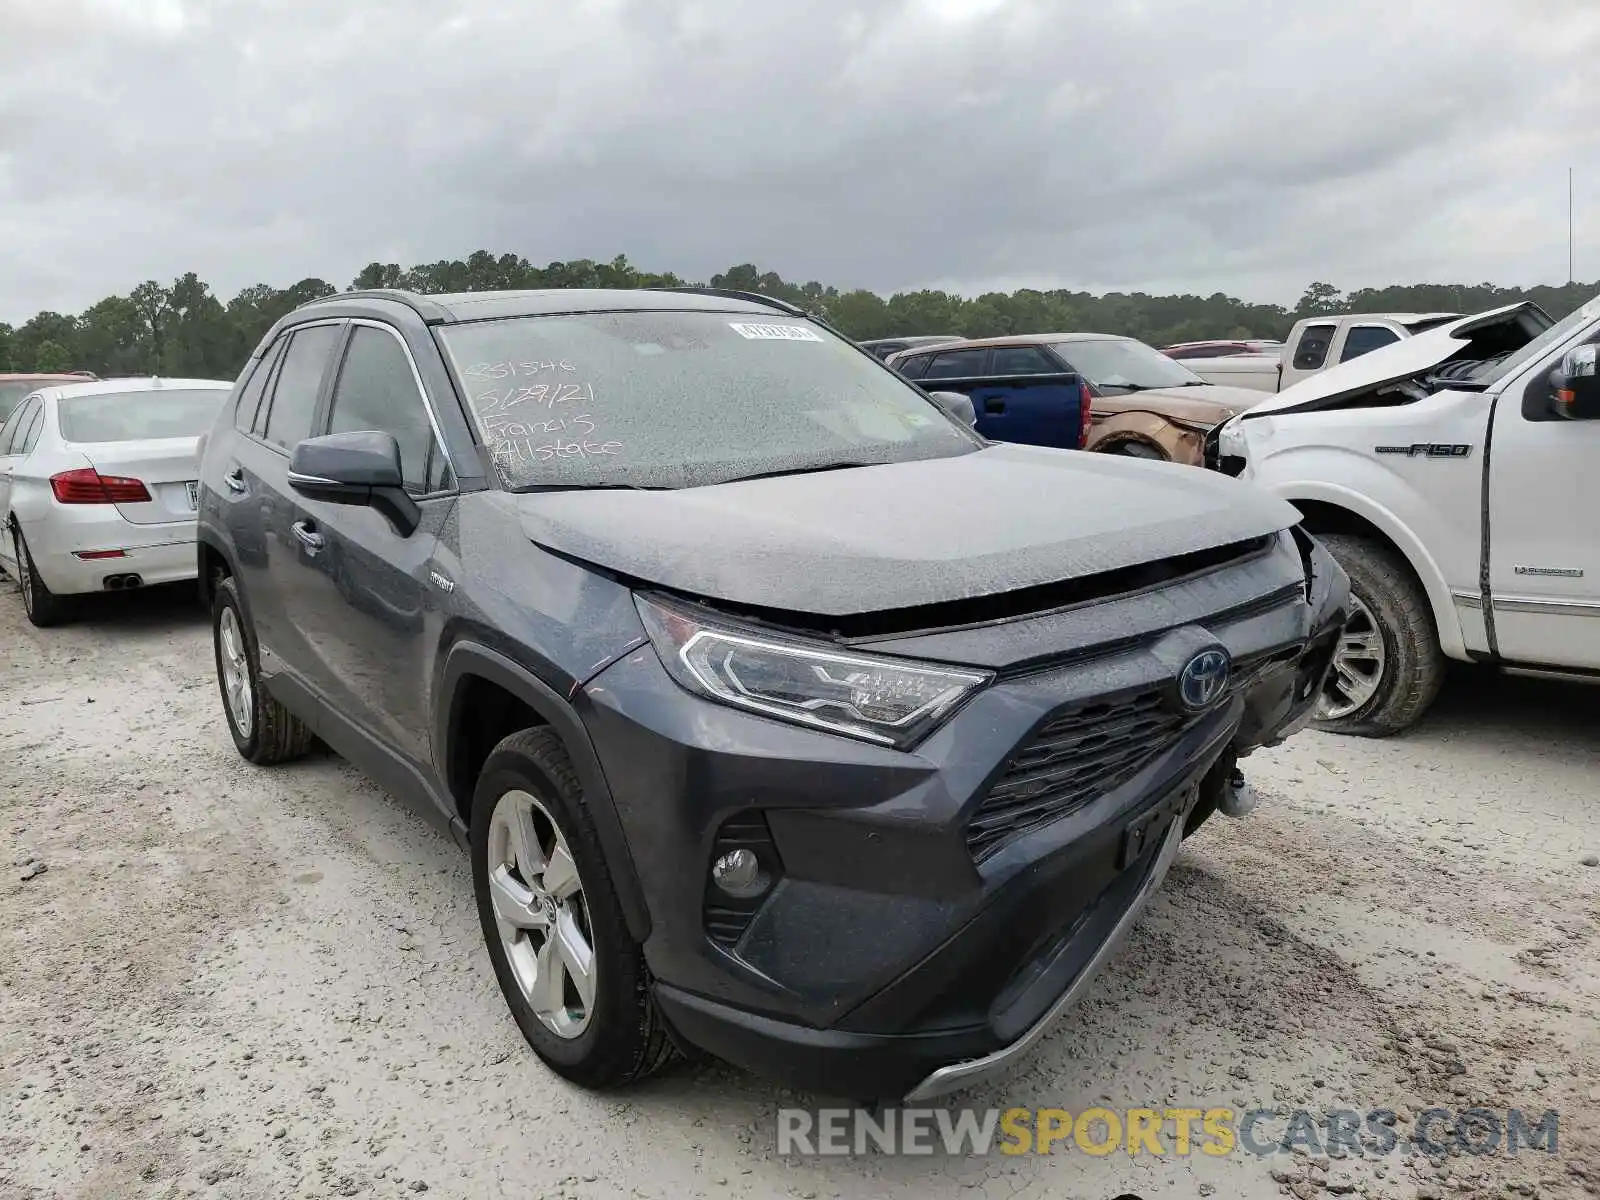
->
[[291, 521, 325, 553], [984, 398, 1006, 414], [223, 466, 246, 493]]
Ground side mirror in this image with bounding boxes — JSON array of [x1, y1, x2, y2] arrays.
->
[[926, 389, 977, 427], [1554, 344, 1600, 420], [288, 430, 420, 536]]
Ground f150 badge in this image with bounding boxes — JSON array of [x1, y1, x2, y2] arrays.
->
[[1374, 443, 1473, 458]]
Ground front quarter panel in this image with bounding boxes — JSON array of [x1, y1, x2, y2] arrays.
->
[[434, 490, 649, 703], [1235, 391, 1492, 659]]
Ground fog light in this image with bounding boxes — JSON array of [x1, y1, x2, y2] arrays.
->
[[711, 849, 768, 899]]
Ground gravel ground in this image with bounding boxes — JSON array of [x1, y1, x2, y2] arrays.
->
[[1, 583, 1596, 1200]]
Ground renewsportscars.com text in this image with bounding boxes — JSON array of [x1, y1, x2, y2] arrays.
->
[[776, 1106, 1561, 1159]]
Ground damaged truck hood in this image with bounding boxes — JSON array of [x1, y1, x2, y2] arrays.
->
[[514, 443, 1300, 617], [1241, 301, 1554, 419]]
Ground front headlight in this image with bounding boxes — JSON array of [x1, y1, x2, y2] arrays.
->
[[1217, 416, 1248, 459], [635, 594, 992, 749]]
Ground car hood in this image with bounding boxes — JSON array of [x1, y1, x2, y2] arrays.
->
[[1242, 301, 1554, 418], [1099, 382, 1268, 425], [514, 443, 1300, 617]]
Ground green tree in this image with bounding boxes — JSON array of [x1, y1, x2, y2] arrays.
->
[[8, 254, 1596, 388], [1294, 281, 1343, 318], [32, 339, 69, 372]]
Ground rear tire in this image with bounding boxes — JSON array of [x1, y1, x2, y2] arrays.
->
[[211, 575, 316, 764], [1311, 533, 1444, 737], [471, 728, 673, 1089], [12, 522, 71, 628]]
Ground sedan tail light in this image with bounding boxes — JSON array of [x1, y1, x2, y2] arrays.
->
[[1078, 381, 1094, 448], [50, 468, 153, 505]]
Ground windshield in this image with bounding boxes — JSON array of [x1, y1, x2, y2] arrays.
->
[[1469, 298, 1599, 386], [438, 310, 980, 490], [57, 389, 228, 442], [0, 381, 52, 422], [1049, 338, 1204, 391]]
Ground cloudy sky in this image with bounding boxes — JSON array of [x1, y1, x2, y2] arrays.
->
[[2, 0, 1597, 323]]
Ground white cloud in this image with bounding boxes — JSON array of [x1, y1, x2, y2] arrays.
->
[[0, 0, 1596, 322]]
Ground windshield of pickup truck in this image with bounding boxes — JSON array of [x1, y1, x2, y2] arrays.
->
[[1468, 299, 1598, 387], [1050, 338, 1206, 392], [439, 311, 981, 490]]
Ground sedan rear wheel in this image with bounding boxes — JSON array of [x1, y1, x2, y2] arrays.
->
[[12, 523, 70, 627]]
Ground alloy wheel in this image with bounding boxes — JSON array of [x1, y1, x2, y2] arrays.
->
[[1316, 594, 1387, 721], [218, 607, 254, 738], [486, 788, 596, 1039]]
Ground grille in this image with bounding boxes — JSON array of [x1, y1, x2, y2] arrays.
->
[[966, 690, 1188, 860], [964, 646, 1299, 860]]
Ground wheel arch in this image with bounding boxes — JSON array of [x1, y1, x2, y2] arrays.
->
[[1086, 410, 1204, 463], [1281, 484, 1468, 660], [196, 530, 232, 609], [438, 640, 651, 941]]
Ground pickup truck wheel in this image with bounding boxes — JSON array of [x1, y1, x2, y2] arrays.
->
[[211, 576, 317, 764], [1312, 533, 1444, 737], [471, 728, 674, 1089]]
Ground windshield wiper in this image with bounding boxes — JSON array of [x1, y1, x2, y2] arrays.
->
[[514, 482, 667, 494], [726, 460, 883, 484]]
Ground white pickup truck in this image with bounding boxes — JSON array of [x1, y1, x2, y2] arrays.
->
[[1188, 312, 1461, 394], [1208, 294, 1600, 735]]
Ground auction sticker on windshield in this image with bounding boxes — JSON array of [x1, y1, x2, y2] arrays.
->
[[729, 322, 824, 342]]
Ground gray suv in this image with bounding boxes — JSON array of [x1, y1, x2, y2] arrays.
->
[[195, 286, 1348, 1101]]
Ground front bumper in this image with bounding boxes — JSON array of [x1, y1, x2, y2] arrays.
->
[[580, 536, 1348, 1098]]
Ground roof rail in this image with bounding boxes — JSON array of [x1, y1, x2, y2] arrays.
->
[[291, 288, 452, 323], [644, 286, 808, 317]]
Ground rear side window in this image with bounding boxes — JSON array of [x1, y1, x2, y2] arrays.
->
[[58, 390, 228, 442], [4, 398, 41, 454], [1291, 324, 1337, 371], [0, 401, 28, 453], [1339, 325, 1400, 362], [924, 348, 988, 379], [896, 354, 930, 379], [17, 404, 45, 455], [0, 382, 44, 423], [1286, 324, 1337, 371], [262, 324, 341, 451], [326, 326, 452, 495], [236, 337, 288, 432], [990, 346, 1059, 375]]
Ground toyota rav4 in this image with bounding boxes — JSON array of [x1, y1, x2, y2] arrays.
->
[[195, 286, 1347, 1101]]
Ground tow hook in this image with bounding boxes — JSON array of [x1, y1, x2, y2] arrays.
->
[[1218, 767, 1258, 818]]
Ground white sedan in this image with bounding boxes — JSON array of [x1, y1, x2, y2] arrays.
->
[[0, 376, 234, 626]]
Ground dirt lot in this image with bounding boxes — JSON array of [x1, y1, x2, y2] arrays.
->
[[1, 583, 1596, 1200]]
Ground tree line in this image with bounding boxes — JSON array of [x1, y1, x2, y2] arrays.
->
[[1, 250, 1594, 380]]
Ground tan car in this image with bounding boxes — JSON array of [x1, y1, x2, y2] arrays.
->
[[886, 334, 1264, 465]]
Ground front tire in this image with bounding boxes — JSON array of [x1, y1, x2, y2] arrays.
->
[[12, 522, 71, 627], [470, 728, 673, 1089], [1311, 533, 1444, 737], [211, 575, 316, 764]]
